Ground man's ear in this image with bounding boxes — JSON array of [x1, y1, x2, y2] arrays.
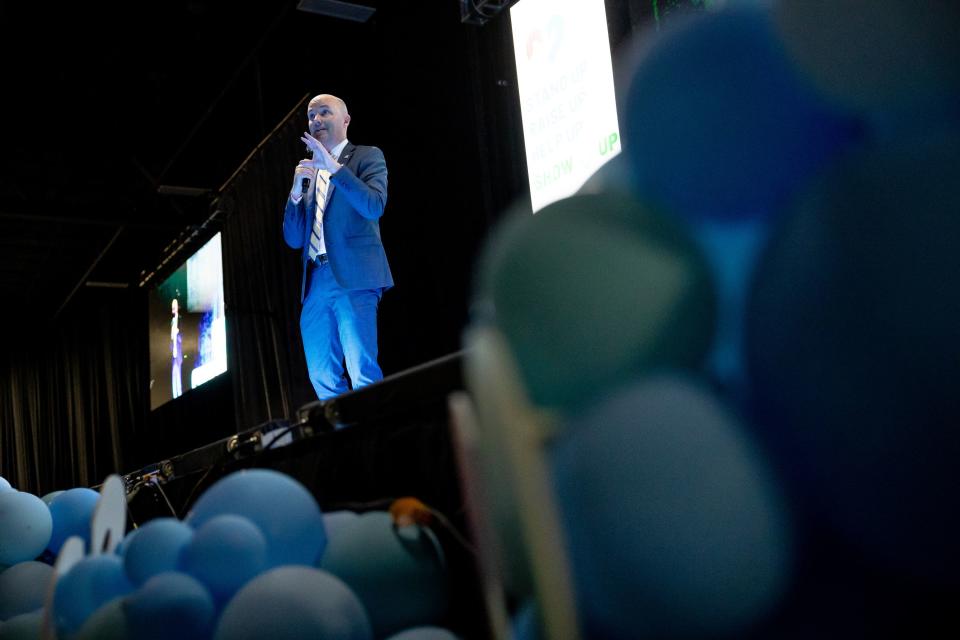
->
[[344, 114, 351, 128]]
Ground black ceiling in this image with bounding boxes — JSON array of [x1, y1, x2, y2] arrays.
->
[[0, 0, 408, 321]]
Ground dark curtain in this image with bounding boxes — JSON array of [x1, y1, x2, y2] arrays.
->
[[218, 96, 318, 431], [0, 290, 147, 495], [0, 97, 315, 495]]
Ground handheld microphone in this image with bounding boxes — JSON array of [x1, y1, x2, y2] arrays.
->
[[301, 141, 314, 194]]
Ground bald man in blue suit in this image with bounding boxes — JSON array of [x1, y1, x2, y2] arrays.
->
[[283, 94, 393, 400]]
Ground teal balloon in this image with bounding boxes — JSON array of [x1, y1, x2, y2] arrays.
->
[[774, 1, 960, 119], [186, 469, 326, 569], [576, 153, 636, 198], [122, 518, 193, 586], [40, 491, 64, 506], [0, 610, 42, 640], [0, 492, 53, 565], [46, 487, 99, 555], [214, 566, 372, 640], [623, 3, 862, 222], [321, 510, 360, 549], [512, 600, 543, 640], [746, 133, 960, 582], [0, 561, 52, 621], [550, 375, 792, 639], [180, 514, 268, 606], [386, 628, 460, 640], [53, 555, 133, 634], [476, 193, 716, 411], [125, 572, 216, 640], [0, 478, 12, 493], [320, 511, 447, 638], [76, 597, 128, 640]]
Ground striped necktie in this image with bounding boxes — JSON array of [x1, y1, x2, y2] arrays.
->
[[307, 168, 332, 261]]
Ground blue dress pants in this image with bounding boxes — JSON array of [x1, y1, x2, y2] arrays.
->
[[300, 258, 383, 400]]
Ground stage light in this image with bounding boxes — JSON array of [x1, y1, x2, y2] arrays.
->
[[461, 0, 520, 26], [296, 0, 376, 23]]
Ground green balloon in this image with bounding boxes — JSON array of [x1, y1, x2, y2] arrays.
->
[[0, 610, 42, 640], [76, 597, 128, 640], [475, 193, 716, 411]]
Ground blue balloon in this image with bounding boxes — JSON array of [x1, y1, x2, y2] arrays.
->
[[114, 525, 141, 557], [180, 514, 268, 606], [0, 561, 52, 621], [186, 469, 326, 568], [46, 487, 99, 556], [122, 518, 193, 586], [746, 133, 960, 583], [0, 477, 12, 493], [692, 217, 770, 394], [320, 511, 447, 638], [125, 572, 215, 640], [53, 555, 132, 634], [550, 375, 792, 639], [215, 567, 371, 640], [0, 492, 53, 565], [623, 3, 862, 222]]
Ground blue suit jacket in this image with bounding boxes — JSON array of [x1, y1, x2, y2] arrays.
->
[[283, 143, 394, 301]]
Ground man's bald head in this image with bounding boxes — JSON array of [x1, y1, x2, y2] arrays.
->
[[311, 94, 348, 115], [307, 94, 351, 150]]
